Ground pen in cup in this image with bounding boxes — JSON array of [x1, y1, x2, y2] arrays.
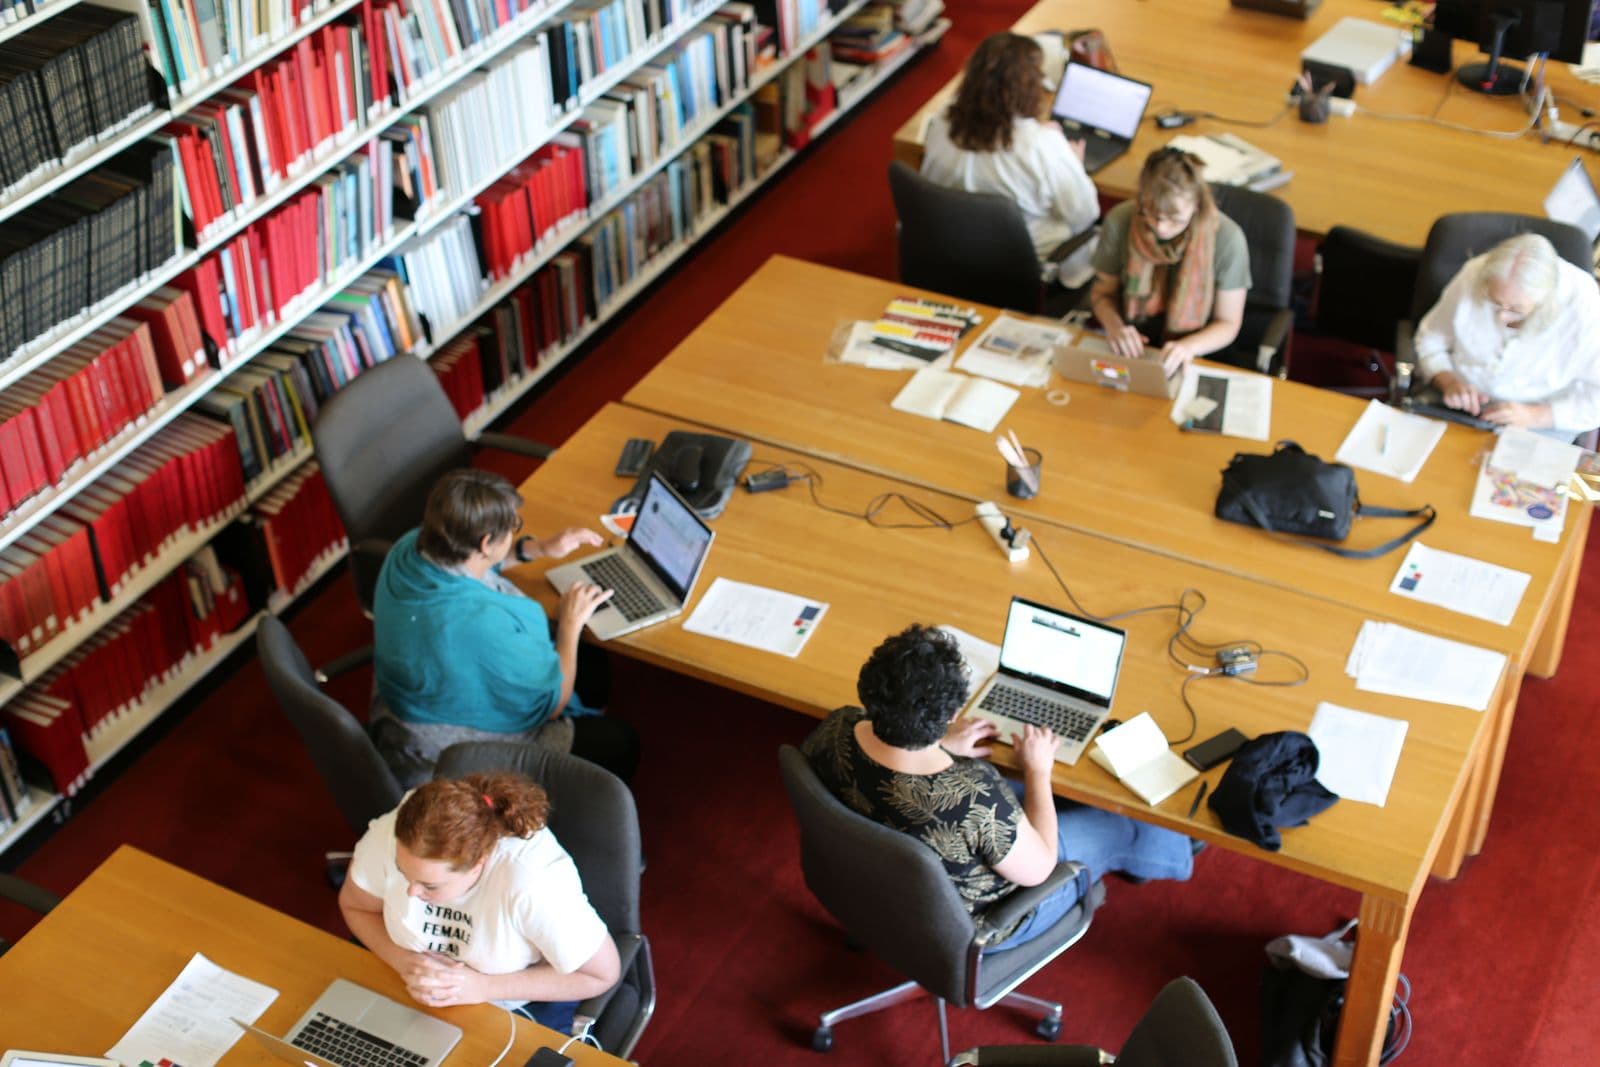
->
[[1187, 779, 1209, 819]]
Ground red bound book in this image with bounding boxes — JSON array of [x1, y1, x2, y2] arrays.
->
[[360, 3, 388, 112], [170, 124, 216, 236], [0, 401, 48, 502], [249, 70, 288, 183], [178, 260, 229, 356], [240, 229, 270, 330], [0, 456, 12, 518], [130, 441, 193, 536], [0, 557, 33, 655], [4, 544, 58, 650], [143, 574, 190, 672], [117, 318, 168, 410], [294, 39, 328, 149], [16, 530, 73, 637], [38, 516, 98, 623], [59, 493, 126, 601], [90, 473, 151, 574], [81, 330, 140, 429], [276, 61, 311, 167], [4, 692, 89, 796], [6, 372, 81, 477]]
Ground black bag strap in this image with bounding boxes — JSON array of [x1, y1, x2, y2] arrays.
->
[[1235, 491, 1436, 559]]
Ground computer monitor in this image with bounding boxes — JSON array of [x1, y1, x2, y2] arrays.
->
[[1431, 0, 1596, 94]]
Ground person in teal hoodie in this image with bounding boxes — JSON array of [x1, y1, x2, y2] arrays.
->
[[371, 469, 639, 787]]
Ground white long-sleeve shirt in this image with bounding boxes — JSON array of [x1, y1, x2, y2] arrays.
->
[[1414, 253, 1600, 432], [921, 114, 1100, 286]]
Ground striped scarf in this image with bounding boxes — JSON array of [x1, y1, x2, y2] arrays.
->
[[1122, 207, 1218, 339]]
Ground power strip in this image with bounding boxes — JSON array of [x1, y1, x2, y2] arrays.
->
[[976, 502, 1030, 563], [1545, 117, 1600, 151]]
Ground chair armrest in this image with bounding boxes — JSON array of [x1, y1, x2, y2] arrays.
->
[[974, 861, 1085, 947], [1254, 307, 1294, 376], [571, 932, 644, 1033], [0, 874, 61, 916], [475, 431, 555, 460], [1044, 224, 1100, 266], [951, 1047, 1110, 1067], [1392, 321, 1417, 404]]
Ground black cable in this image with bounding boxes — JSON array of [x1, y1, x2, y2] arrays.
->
[[1186, 102, 1295, 129], [746, 457, 979, 530], [1030, 533, 1185, 623]]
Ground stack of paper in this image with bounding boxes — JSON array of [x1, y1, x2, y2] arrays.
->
[[1167, 132, 1285, 190], [1307, 702, 1408, 807], [1334, 399, 1445, 483], [1468, 429, 1582, 542], [1087, 712, 1198, 805], [955, 314, 1068, 388], [1345, 620, 1506, 712], [829, 296, 983, 370], [1389, 541, 1530, 625]]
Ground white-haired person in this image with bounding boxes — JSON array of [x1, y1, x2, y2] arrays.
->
[[1414, 232, 1600, 438]]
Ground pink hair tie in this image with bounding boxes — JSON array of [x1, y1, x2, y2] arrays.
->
[[482, 794, 494, 810]]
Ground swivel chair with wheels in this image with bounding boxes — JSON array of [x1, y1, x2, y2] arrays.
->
[[777, 745, 1105, 1064], [256, 614, 402, 882], [1307, 225, 1422, 397], [310, 355, 554, 681], [950, 976, 1237, 1067], [888, 161, 1097, 316], [434, 741, 655, 1060]]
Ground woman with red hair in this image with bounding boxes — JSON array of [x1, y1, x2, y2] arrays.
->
[[339, 772, 620, 1034]]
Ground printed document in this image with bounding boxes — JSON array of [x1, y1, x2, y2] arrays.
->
[[956, 314, 1067, 388], [1334, 399, 1445, 483], [1345, 620, 1505, 712], [1468, 430, 1580, 540], [1307, 702, 1408, 807], [1088, 712, 1198, 805], [107, 953, 278, 1067], [891, 367, 1019, 432], [683, 577, 827, 657], [1170, 365, 1271, 440], [1389, 541, 1530, 625]]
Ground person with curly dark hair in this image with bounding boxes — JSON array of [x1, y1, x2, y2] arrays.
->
[[802, 625, 1193, 950], [339, 772, 620, 1035], [921, 32, 1101, 287]]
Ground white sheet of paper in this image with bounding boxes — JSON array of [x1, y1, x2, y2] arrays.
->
[[107, 953, 278, 1067], [1169, 365, 1271, 440], [1307, 702, 1408, 806], [1334, 400, 1445, 483], [1344, 620, 1505, 712], [1491, 428, 1583, 488], [1389, 541, 1531, 625], [936, 625, 1001, 698], [955, 314, 1065, 387], [682, 577, 828, 658]]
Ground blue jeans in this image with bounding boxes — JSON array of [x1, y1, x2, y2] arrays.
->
[[985, 792, 1194, 954], [517, 999, 579, 1034]]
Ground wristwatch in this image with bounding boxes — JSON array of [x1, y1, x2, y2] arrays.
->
[[514, 535, 537, 563]]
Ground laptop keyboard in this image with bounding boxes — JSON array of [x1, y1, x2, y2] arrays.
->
[[581, 554, 666, 622], [979, 683, 1102, 741], [293, 1013, 428, 1067]]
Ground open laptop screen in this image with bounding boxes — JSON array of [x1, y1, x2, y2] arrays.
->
[[1544, 156, 1600, 247], [629, 472, 715, 600], [998, 597, 1126, 704], [1050, 63, 1153, 141]]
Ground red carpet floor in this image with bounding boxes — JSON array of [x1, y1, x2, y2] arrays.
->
[[6, 4, 1599, 1064]]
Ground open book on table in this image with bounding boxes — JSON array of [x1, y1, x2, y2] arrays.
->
[[890, 367, 1019, 432], [1087, 712, 1198, 805]]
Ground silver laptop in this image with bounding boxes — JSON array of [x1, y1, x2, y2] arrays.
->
[[1053, 332, 1180, 398], [546, 470, 715, 640], [1049, 62, 1154, 174], [1543, 156, 1600, 269], [235, 978, 462, 1067], [963, 597, 1127, 766]]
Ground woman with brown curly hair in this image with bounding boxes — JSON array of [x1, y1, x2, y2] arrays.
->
[[339, 772, 620, 1034], [921, 32, 1101, 287], [1089, 147, 1250, 374]]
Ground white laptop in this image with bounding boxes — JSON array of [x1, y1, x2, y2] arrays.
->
[[1543, 156, 1600, 269], [1049, 62, 1154, 174], [546, 470, 715, 640], [235, 978, 462, 1067], [1053, 332, 1181, 398], [963, 597, 1127, 766]]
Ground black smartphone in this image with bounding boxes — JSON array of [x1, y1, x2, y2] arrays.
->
[[1184, 727, 1248, 772], [525, 1050, 575, 1067]]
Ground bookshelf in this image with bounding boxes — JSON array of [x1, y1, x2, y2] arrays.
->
[[0, 0, 944, 857], [0, 0, 94, 48]]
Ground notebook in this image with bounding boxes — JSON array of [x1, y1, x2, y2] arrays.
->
[[1053, 332, 1181, 398], [1049, 62, 1154, 174], [962, 597, 1126, 766], [546, 471, 716, 640], [235, 979, 461, 1067]]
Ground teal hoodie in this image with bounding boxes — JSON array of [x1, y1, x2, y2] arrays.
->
[[373, 529, 563, 733]]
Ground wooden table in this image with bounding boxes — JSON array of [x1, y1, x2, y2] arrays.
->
[[623, 255, 1592, 874], [889, 0, 1600, 245], [508, 402, 1487, 1067], [0, 846, 625, 1067]]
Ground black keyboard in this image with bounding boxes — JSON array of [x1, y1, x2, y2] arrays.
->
[[293, 1013, 428, 1067], [1398, 399, 1497, 433], [581, 554, 666, 622], [979, 683, 1102, 742]]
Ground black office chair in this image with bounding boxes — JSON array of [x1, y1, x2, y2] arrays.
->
[[0, 874, 60, 956], [1308, 225, 1422, 398], [777, 745, 1105, 1063], [949, 977, 1238, 1067], [1208, 184, 1297, 377], [310, 354, 554, 681], [1395, 212, 1594, 391], [256, 614, 403, 882], [434, 741, 654, 1060], [888, 161, 1096, 316]]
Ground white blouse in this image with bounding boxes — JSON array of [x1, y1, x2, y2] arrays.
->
[[921, 114, 1100, 286], [1414, 253, 1600, 432]]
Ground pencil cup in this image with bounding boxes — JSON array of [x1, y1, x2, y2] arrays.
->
[[1005, 448, 1043, 500]]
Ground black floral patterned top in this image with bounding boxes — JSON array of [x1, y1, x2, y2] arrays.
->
[[802, 706, 1024, 921]]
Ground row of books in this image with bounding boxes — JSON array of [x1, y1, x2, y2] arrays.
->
[[147, 0, 342, 98], [1, 141, 180, 361], [161, 19, 373, 242], [0, 414, 246, 660], [752, 0, 829, 55], [172, 148, 401, 355], [757, 41, 832, 149], [828, 1, 911, 64], [3, 555, 249, 796], [0, 726, 32, 830], [476, 140, 588, 281], [0, 5, 155, 200], [236, 462, 343, 598]]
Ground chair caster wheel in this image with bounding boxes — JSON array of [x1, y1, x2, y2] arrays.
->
[[1035, 1015, 1062, 1041], [812, 1027, 834, 1052]]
